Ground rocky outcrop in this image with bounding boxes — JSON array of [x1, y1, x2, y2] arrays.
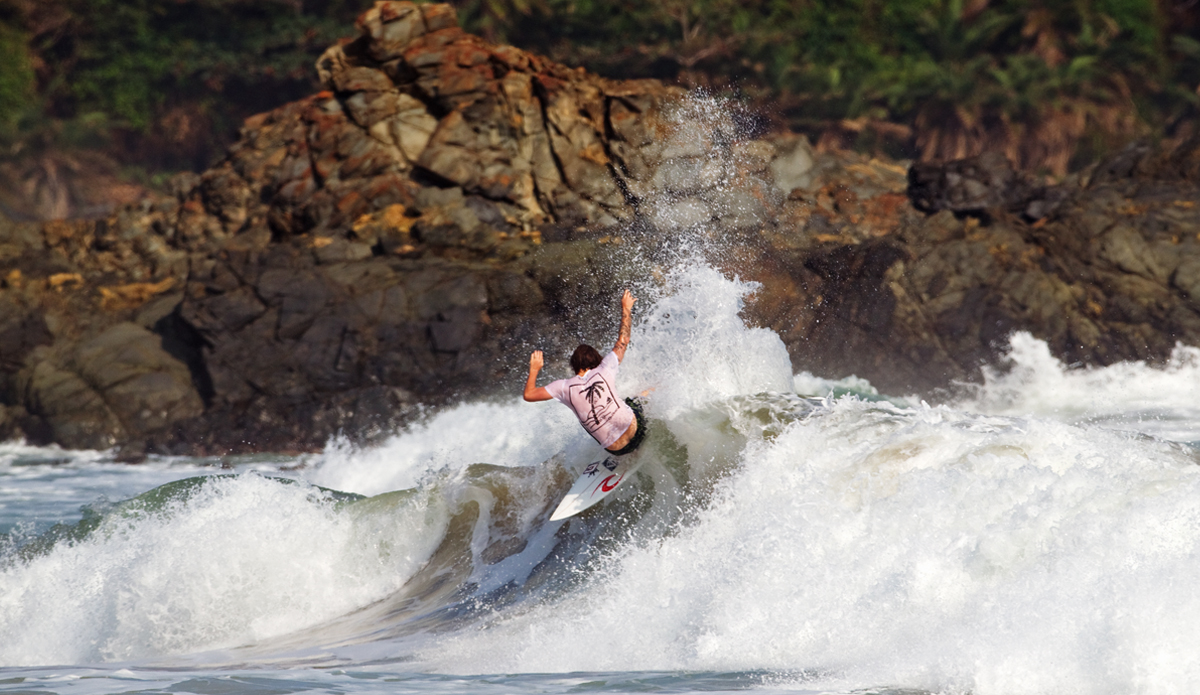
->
[[0, 1, 787, 455], [752, 138, 1200, 394], [5, 1, 1200, 455], [906, 151, 1071, 219]]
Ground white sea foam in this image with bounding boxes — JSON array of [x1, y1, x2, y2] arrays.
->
[[0, 474, 446, 666], [309, 263, 793, 497], [411, 398, 1200, 694], [0, 441, 111, 468], [9, 262, 1200, 695], [308, 401, 581, 497], [0, 262, 792, 668], [7, 93, 1200, 695], [955, 331, 1200, 441], [792, 371, 897, 401], [620, 264, 794, 420]]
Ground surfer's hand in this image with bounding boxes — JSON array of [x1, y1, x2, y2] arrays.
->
[[621, 289, 636, 313], [523, 351, 553, 401]]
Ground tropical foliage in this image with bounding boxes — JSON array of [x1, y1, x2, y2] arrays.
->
[[0, 19, 33, 129], [0, 0, 363, 171], [465, 0, 1200, 172], [0, 0, 1196, 209]]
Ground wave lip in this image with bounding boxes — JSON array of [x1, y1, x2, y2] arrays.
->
[[0, 473, 444, 666]]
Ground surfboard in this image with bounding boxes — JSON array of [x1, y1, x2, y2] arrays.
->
[[550, 453, 646, 521]]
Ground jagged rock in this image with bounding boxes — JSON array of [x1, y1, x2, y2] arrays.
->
[[15, 323, 204, 451], [21, 358, 125, 450], [769, 136, 816, 195], [755, 136, 1200, 393], [905, 152, 1072, 221], [907, 152, 1034, 213], [0, 404, 25, 442], [1173, 256, 1200, 307], [7, 0, 1200, 454], [74, 323, 204, 433]]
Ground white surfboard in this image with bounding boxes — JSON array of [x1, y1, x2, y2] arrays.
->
[[550, 454, 646, 521]]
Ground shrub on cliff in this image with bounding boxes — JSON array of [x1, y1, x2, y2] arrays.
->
[[0, 0, 362, 172], [0, 0, 367, 219], [0, 19, 33, 130], [0, 0, 1197, 219], [467, 0, 1200, 174]]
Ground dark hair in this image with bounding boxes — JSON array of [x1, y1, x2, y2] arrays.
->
[[570, 344, 603, 374]]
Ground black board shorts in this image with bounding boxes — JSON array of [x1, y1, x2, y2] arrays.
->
[[606, 397, 647, 456]]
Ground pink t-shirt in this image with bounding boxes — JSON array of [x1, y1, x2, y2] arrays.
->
[[545, 351, 634, 449]]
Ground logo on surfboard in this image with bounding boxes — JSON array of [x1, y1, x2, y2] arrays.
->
[[551, 452, 648, 521], [583, 458, 619, 478], [591, 472, 624, 497]]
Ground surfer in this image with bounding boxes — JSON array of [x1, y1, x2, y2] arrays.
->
[[523, 289, 646, 456]]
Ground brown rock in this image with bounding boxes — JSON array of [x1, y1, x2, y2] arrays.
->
[[11, 0, 1200, 456]]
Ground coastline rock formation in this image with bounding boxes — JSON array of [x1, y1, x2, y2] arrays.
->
[[3, 1, 1200, 455], [781, 140, 1200, 392]]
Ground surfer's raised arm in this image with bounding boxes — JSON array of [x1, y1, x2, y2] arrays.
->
[[612, 289, 636, 362], [523, 350, 553, 402]]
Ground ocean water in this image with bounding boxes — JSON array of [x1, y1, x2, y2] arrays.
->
[[6, 100, 1200, 695], [4, 262, 1200, 695]]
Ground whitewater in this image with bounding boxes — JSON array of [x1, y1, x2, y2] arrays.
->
[[5, 103, 1200, 695], [3, 261, 1200, 694]]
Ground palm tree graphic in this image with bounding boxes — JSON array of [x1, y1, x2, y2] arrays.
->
[[580, 380, 614, 431]]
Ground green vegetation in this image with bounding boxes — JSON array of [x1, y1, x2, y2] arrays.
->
[[48, 0, 362, 130], [0, 20, 33, 128], [0, 0, 364, 173], [0, 0, 1197, 209], [465, 0, 1200, 172]]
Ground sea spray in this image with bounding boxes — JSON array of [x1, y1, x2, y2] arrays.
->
[[309, 263, 792, 495], [621, 264, 793, 420], [409, 398, 1200, 694], [309, 402, 581, 497], [7, 91, 1200, 695], [956, 331, 1200, 442]]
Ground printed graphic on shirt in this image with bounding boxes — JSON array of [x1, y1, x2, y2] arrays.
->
[[569, 376, 619, 436]]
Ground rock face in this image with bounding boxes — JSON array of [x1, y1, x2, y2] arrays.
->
[[0, 1, 776, 455], [753, 138, 1200, 393], [4, 1, 1200, 455], [906, 151, 1070, 221]]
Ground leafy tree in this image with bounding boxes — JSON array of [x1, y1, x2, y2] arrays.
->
[[456, 0, 1196, 172], [45, 0, 361, 129], [0, 20, 33, 128], [1, 0, 364, 174], [0, 0, 1196, 200]]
